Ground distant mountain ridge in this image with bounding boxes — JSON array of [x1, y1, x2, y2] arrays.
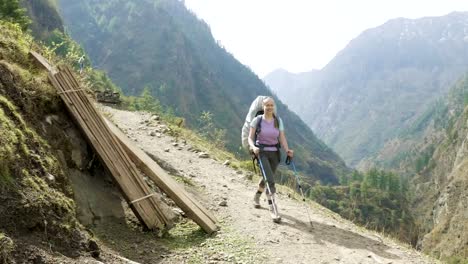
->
[[56, 0, 349, 184], [265, 12, 468, 167]]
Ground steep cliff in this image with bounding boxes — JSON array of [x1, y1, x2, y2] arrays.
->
[[0, 21, 128, 262], [413, 107, 467, 259]]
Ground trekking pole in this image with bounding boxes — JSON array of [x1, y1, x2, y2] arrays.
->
[[257, 153, 280, 220], [286, 156, 313, 229]]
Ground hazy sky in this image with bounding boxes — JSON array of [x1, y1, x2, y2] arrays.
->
[[184, 0, 468, 77]]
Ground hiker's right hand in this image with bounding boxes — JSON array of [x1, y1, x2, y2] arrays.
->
[[252, 146, 260, 156]]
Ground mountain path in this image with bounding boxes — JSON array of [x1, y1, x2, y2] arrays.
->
[[103, 106, 437, 264]]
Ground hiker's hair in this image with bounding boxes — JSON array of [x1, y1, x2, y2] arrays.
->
[[262, 97, 274, 105]]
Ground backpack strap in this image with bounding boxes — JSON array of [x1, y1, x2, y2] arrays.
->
[[273, 114, 281, 150], [255, 115, 262, 141]]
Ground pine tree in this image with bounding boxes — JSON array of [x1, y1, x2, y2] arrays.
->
[[350, 170, 363, 182], [387, 172, 401, 194], [360, 180, 369, 199], [365, 168, 379, 188]]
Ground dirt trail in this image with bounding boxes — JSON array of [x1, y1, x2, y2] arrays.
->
[[102, 106, 437, 264]]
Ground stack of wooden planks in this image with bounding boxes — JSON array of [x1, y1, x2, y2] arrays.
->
[[49, 65, 170, 230], [32, 50, 218, 234], [106, 119, 218, 233]]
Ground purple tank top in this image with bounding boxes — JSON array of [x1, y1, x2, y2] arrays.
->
[[256, 118, 279, 151]]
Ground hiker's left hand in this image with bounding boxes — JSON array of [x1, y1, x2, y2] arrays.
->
[[286, 149, 294, 158], [252, 146, 260, 156]]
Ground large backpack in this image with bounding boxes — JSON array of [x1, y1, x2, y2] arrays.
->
[[241, 96, 277, 150]]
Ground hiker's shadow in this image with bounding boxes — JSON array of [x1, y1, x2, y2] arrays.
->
[[278, 212, 401, 260]]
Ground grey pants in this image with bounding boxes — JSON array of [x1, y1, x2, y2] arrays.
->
[[258, 151, 280, 195]]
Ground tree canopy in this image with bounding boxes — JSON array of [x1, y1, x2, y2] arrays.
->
[[0, 0, 30, 30]]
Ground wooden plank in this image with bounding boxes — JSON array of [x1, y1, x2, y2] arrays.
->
[[30, 51, 57, 74], [49, 73, 155, 227], [60, 68, 151, 188], [59, 68, 145, 193], [54, 69, 169, 229], [109, 122, 218, 233], [50, 73, 132, 202], [34, 49, 171, 230], [61, 67, 172, 229], [105, 119, 218, 234], [52, 70, 163, 230]]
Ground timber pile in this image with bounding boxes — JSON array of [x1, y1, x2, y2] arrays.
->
[[49, 65, 170, 230], [30, 51, 218, 234], [105, 119, 218, 233]]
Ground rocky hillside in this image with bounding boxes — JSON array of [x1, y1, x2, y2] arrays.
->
[[415, 105, 467, 259], [0, 19, 205, 263], [0, 21, 106, 262], [392, 74, 468, 259], [328, 70, 468, 260], [55, 0, 349, 184], [265, 12, 468, 167]]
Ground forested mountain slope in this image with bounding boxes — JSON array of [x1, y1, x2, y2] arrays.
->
[[391, 74, 467, 259], [416, 100, 467, 260]]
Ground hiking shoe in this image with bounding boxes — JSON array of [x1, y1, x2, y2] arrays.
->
[[269, 204, 281, 223], [253, 192, 261, 208]]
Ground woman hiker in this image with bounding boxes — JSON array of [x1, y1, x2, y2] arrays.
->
[[248, 97, 294, 222]]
